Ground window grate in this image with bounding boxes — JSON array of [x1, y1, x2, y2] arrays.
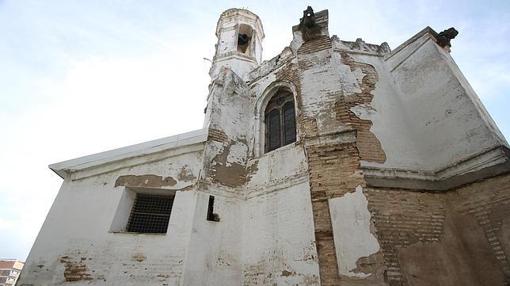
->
[[127, 193, 174, 233]]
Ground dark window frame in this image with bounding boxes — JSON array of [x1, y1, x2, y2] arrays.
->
[[264, 91, 296, 153]]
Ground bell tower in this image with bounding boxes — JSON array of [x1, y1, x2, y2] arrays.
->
[[209, 8, 264, 81]]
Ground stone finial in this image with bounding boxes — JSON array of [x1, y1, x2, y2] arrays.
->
[[435, 27, 459, 48], [300, 6, 316, 29], [378, 42, 391, 54], [299, 6, 321, 41]]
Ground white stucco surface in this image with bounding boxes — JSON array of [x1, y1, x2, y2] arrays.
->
[[329, 186, 380, 278], [388, 35, 505, 172], [20, 146, 204, 285], [242, 182, 320, 285]]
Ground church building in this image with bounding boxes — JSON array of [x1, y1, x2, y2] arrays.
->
[[19, 7, 510, 286]]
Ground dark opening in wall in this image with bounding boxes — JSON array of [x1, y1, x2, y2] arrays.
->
[[207, 195, 220, 222], [237, 24, 253, 55]]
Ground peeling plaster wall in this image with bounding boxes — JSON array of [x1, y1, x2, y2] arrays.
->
[[298, 45, 344, 137], [247, 24, 391, 284], [280, 25, 391, 285], [344, 51, 423, 169], [241, 143, 319, 283], [19, 150, 203, 286], [203, 69, 256, 190], [21, 9, 510, 286]]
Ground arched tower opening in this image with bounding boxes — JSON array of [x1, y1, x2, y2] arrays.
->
[[209, 9, 264, 81], [237, 24, 254, 55]]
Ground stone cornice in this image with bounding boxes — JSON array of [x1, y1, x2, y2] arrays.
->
[[362, 146, 510, 191]]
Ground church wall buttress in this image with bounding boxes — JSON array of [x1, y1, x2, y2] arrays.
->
[[282, 28, 389, 285]]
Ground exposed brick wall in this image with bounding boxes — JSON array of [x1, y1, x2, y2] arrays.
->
[[307, 143, 363, 200], [208, 128, 229, 143], [295, 36, 388, 285], [60, 256, 93, 282], [297, 35, 332, 55], [275, 44, 347, 285], [365, 173, 510, 286], [274, 62, 316, 141], [337, 52, 386, 163], [365, 188, 446, 285], [305, 142, 364, 285], [452, 173, 510, 281], [275, 35, 490, 286]]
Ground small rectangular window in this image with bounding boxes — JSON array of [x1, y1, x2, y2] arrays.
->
[[126, 193, 174, 233]]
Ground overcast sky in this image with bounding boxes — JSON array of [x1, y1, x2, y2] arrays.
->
[[0, 0, 509, 261]]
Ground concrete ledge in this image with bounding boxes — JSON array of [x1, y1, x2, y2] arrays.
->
[[363, 146, 510, 191], [213, 53, 257, 64], [303, 129, 357, 147]]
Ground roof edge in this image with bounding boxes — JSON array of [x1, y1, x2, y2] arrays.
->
[[49, 129, 208, 179], [385, 26, 436, 61]]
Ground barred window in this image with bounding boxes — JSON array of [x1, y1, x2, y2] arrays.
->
[[126, 193, 174, 234], [264, 91, 296, 153]]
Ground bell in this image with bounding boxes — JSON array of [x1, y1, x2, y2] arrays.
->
[[238, 33, 250, 45]]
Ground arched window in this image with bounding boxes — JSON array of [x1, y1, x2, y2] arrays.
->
[[264, 91, 296, 152]]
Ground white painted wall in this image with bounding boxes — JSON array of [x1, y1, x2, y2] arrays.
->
[[21, 138, 321, 286], [390, 37, 505, 171], [182, 192, 243, 286], [242, 182, 320, 285], [20, 150, 203, 285], [351, 52, 424, 170], [329, 186, 380, 278]]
